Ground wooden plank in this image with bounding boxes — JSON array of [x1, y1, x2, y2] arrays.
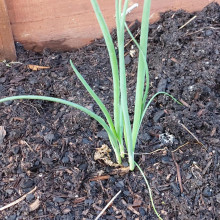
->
[[5, 0, 220, 52], [0, 0, 16, 61]]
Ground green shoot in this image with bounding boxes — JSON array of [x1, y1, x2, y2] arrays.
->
[[0, 1, 182, 218], [135, 162, 163, 220]]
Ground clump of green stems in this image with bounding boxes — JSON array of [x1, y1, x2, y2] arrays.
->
[[0, 1, 180, 218]]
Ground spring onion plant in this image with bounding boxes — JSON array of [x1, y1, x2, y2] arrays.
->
[[0, 1, 180, 218]]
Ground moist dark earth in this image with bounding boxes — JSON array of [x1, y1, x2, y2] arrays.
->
[[0, 3, 220, 220]]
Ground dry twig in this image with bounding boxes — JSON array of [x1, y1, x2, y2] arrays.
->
[[0, 186, 37, 211], [171, 153, 183, 194], [95, 190, 121, 220], [179, 15, 197, 30], [178, 122, 206, 150], [171, 142, 189, 153]]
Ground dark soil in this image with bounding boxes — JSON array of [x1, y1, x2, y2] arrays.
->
[[0, 3, 220, 220]]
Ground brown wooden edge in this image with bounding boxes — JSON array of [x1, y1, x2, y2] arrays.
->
[[0, 0, 16, 61]]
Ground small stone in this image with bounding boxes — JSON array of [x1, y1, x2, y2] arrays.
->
[[9, 130, 21, 141], [140, 132, 151, 141], [203, 187, 213, 197], [90, 181, 96, 187], [216, 193, 220, 203], [123, 191, 130, 196], [97, 130, 108, 140], [161, 156, 173, 165], [157, 78, 167, 92], [12, 146, 20, 155], [215, 49, 219, 55], [153, 110, 165, 123], [44, 133, 55, 145], [85, 199, 93, 206], [21, 179, 35, 189], [62, 156, 70, 164], [42, 157, 53, 165], [53, 197, 65, 203], [26, 193, 35, 202], [0, 77, 6, 83], [29, 77, 38, 85], [3, 100, 13, 106], [7, 214, 17, 220], [125, 55, 131, 65], [122, 161, 129, 167], [186, 173, 192, 180], [170, 182, 181, 197], [79, 163, 87, 170], [139, 207, 146, 216], [6, 189, 14, 195], [109, 177, 116, 184], [205, 30, 213, 36], [82, 138, 91, 144], [116, 180, 124, 188]]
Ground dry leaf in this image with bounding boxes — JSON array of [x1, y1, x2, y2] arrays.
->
[[28, 64, 50, 71], [110, 167, 130, 175], [29, 198, 40, 211], [94, 145, 120, 167], [132, 198, 142, 207], [0, 126, 6, 144]]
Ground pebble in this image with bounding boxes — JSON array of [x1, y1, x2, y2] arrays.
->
[[123, 191, 130, 196], [6, 189, 14, 195], [53, 197, 65, 203], [12, 146, 20, 155], [205, 30, 213, 36], [139, 207, 146, 216], [161, 156, 173, 165], [79, 163, 87, 170], [26, 193, 35, 202], [85, 199, 93, 206], [125, 55, 131, 65], [42, 157, 53, 165], [43, 133, 55, 145], [153, 110, 165, 123], [97, 130, 108, 140], [215, 49, 219, 55], [170, 182, 181, 197], [203, 187, 213, 197], [186, 173, 192, 180], [82, 138, 91, 144], [3, 100, 13, 106], [122, 161, 129, 167], [90, 181, 96, 187], [9, 130, 21, 141], [21, 179, 35, 189], [216, 193, 220, 203], [139, 132, 151, 141], [7, 214, 17, 220], [62, 156, 70, 164], [157, 78, 167, 92], [116, 180, 124, 188]]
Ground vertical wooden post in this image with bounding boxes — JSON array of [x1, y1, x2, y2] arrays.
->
[[0, 0, 16, 61]]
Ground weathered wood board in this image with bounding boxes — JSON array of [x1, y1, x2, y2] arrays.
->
[[1, 0, 219, 58], [0, 0, 16, 61]]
